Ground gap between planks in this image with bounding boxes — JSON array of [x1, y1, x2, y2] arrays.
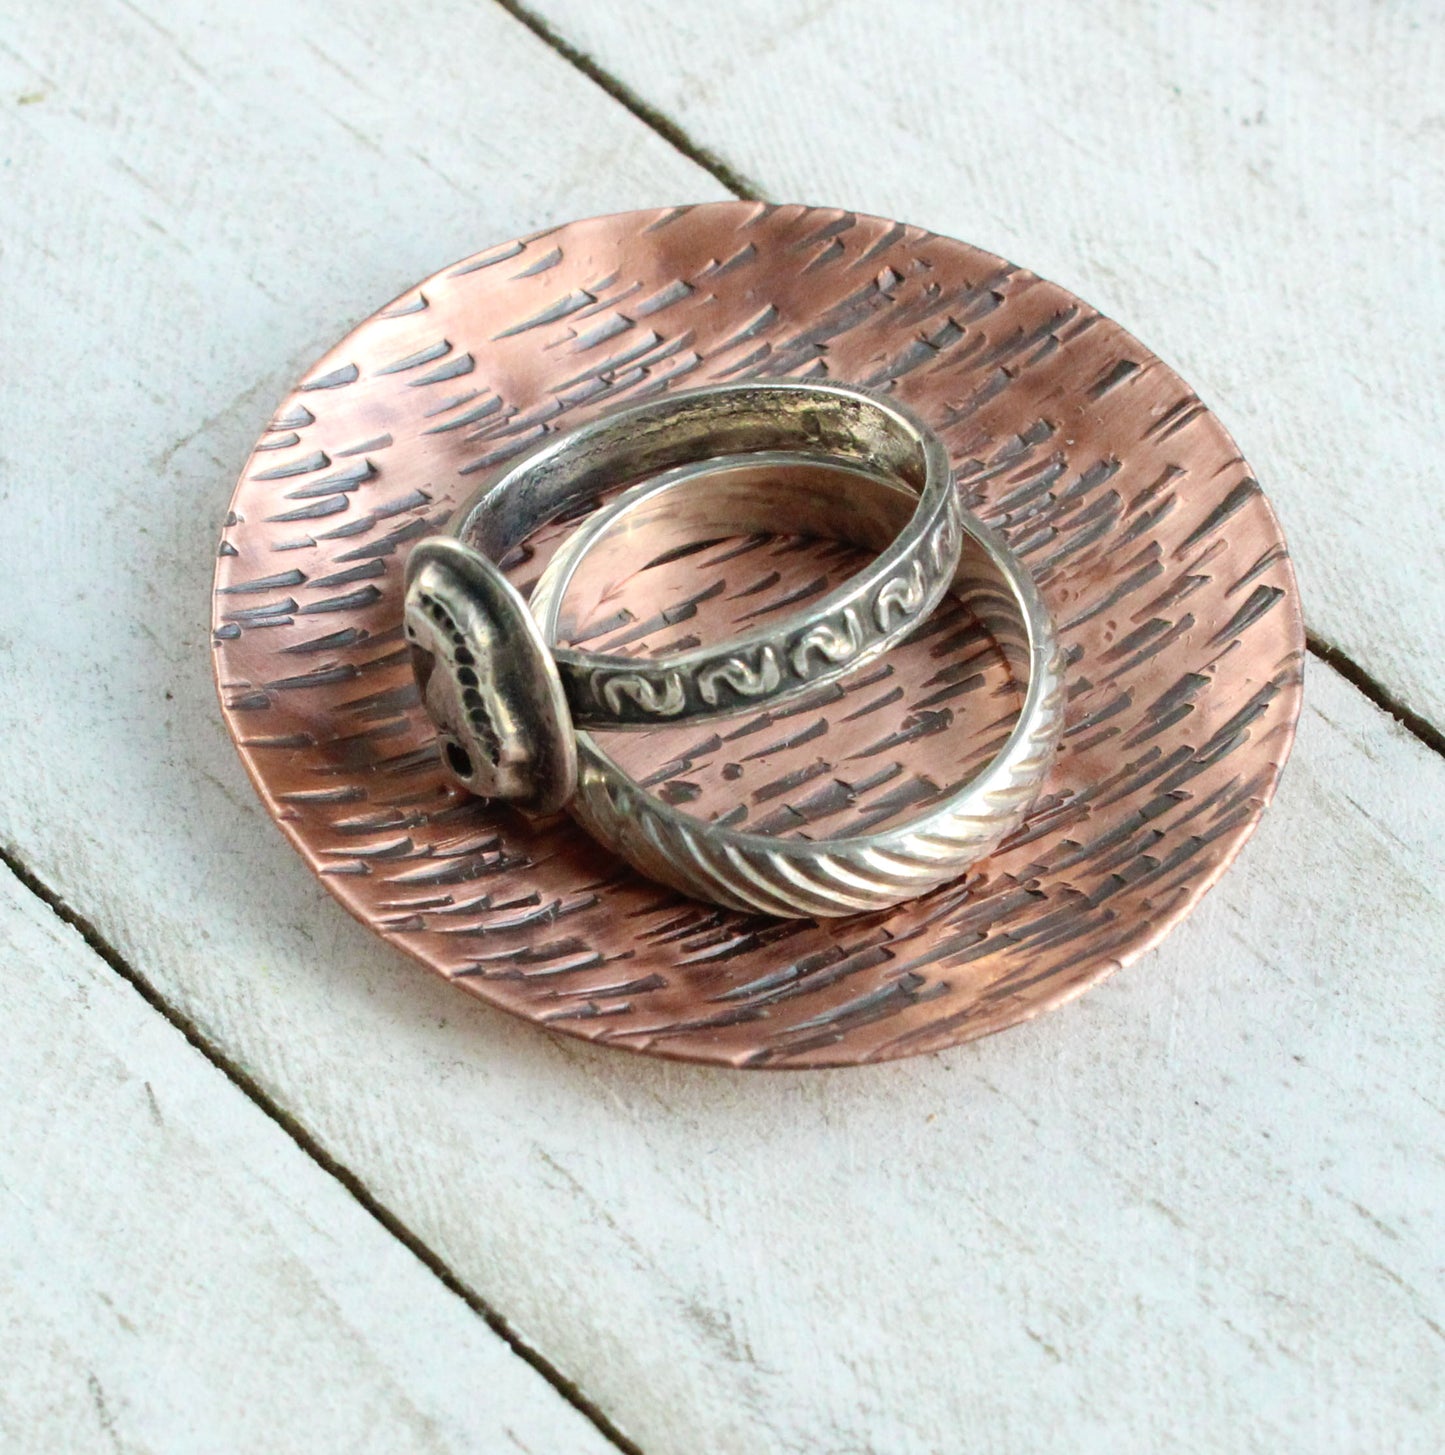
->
[[491, 0, 1445, 766], [0, 842, 646, 1455]]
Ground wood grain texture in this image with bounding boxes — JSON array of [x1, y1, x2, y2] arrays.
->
[[0, 1, 1440, 1450], [213, 203, 1303, 1065], [527, 0, 1445, 736], [0, 863, 615, 1455]]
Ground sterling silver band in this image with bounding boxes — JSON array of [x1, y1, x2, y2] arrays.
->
[[404, 383, 961, 813], [528, 457, 1065, 918], [453, 383, 960, 727]]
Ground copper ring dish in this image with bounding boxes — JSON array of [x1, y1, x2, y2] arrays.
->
[[212, 202, 1304, 1069]]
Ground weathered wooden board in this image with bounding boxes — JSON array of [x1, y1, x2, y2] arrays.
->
[[0, 1, 1441, 1451], [0, 863, 617, 1454], [529, 0, 1445, 734]]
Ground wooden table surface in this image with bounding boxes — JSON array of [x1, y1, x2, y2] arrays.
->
[[1, 2, 1441, 1450]]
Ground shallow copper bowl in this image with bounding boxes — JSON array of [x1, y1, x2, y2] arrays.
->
[[213, 203, 1303, 1069]]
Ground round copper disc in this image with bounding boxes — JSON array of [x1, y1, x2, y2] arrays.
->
[[212, 203, 1303, 1069]]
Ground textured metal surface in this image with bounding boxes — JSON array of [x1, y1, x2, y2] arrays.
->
[[212, 203, 1304, 1069], [531, 456, 1063, 916]]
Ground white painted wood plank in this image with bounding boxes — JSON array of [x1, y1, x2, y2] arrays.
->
[[0, 2, 1441, 1452], [528, 0, 1445, 732], [0, 863, 618, 1455]]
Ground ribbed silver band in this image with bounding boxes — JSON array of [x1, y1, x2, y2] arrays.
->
[[528, 456, 1064, 917]]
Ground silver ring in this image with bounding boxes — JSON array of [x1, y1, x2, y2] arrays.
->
[[404, 382, 962, 813], [528, 456, 1065, 918]]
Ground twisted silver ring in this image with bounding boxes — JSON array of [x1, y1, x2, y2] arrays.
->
[[528, 456, 1065, 917]]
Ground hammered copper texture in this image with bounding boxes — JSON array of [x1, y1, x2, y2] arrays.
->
[[212, 203, 1304, 1069]]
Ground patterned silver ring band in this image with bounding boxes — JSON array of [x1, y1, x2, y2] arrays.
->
[[527, 455, 1065, 917], [404, 382, 962, 815]]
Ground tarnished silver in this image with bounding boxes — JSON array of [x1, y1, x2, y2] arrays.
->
[[529, 458, 1065, 917], [405, 537, 578, 814], [405, 381, 961, 812]]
